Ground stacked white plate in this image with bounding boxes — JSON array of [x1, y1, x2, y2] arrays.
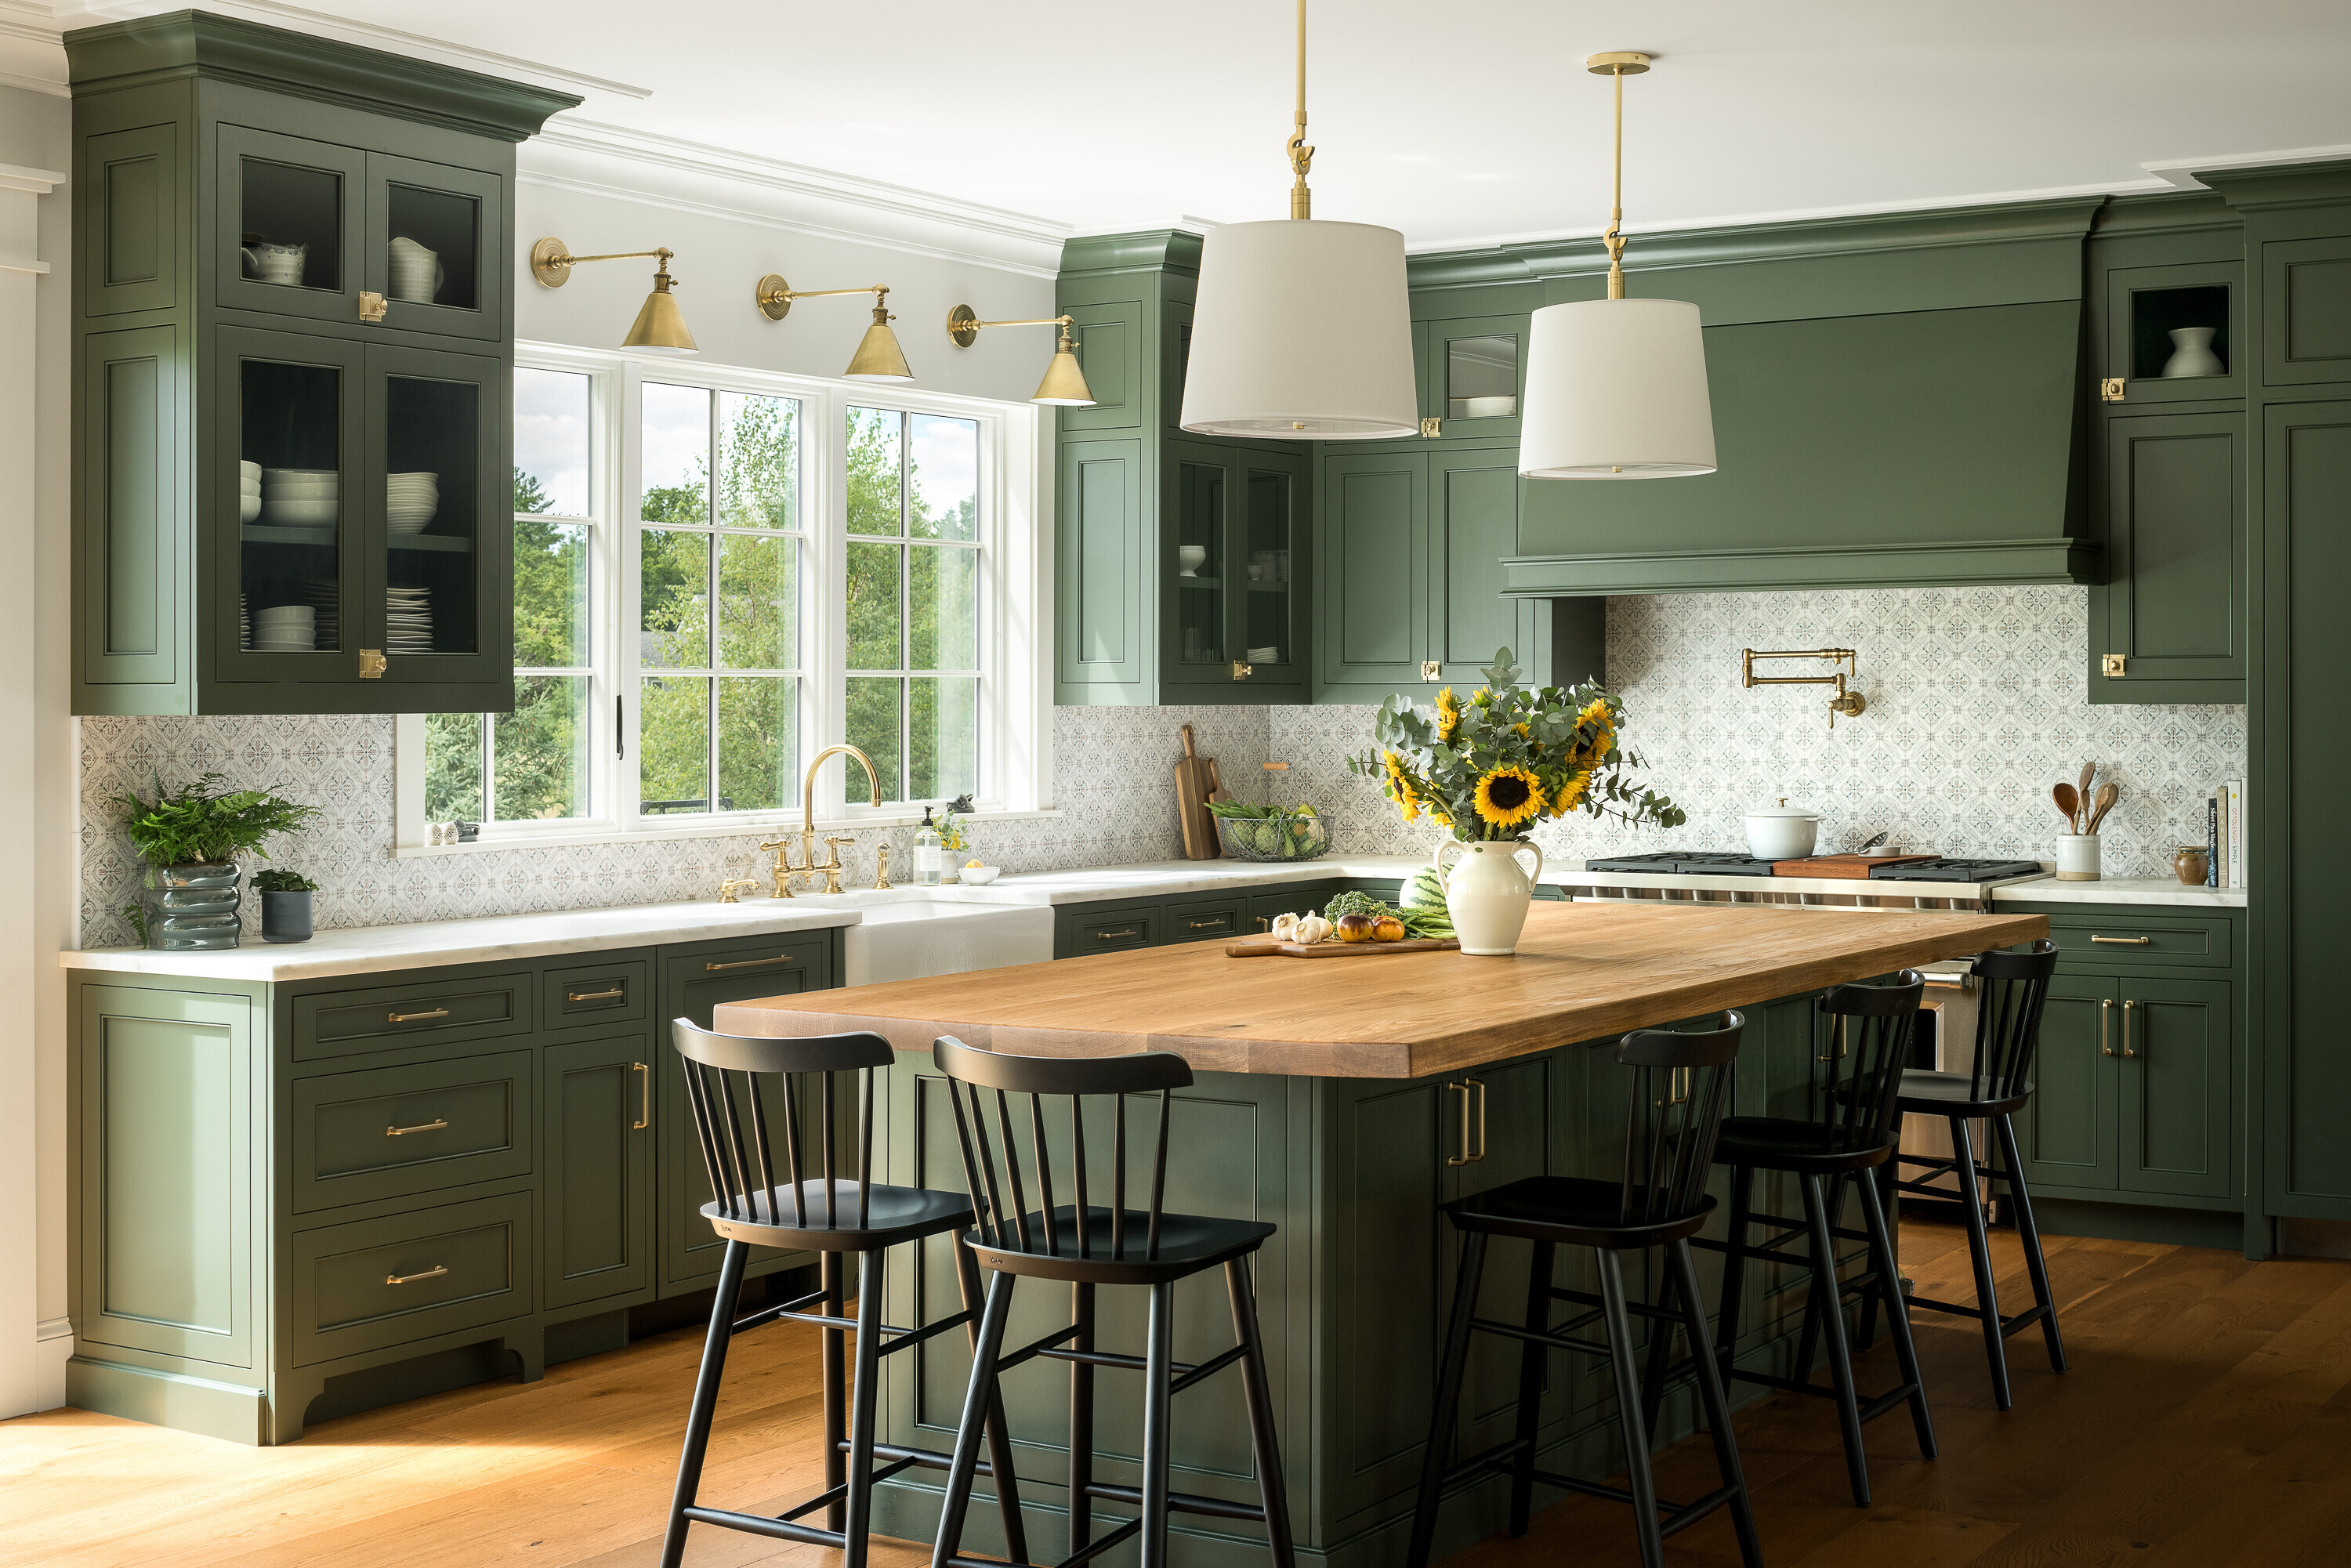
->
[[299, 578, 340, 650], [262, 467, 338, 527], [240, 461, 263, 525], [387, 583, 433, 653], [387, 471, 439, 534], [239, 593, 251, 650], [252, 603, 315, 652], [388, 237, 442, 304]]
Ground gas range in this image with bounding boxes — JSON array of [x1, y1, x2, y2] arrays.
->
[[1563, 850, 2051, 913]]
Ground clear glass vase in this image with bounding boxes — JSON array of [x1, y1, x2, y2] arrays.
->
[[138, 862, 242, 950]]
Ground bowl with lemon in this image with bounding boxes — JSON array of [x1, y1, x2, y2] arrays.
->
[[1206, 802, 1331, 863], [958, 860, 1002, 885]]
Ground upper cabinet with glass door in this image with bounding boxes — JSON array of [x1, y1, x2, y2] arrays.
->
[[1421, 315, 1526, 440], [66, 11, 574, 715]]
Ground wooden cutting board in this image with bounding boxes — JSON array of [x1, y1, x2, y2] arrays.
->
[[1770, 853, 1938, 879], [1174, 723, 1221, 860], [1226, 937, 1461, 958]]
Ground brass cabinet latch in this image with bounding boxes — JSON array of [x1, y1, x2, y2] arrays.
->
[[1231, 659, 1253, 681], [1420, 660, 1442, 681], [359, 291, 388, 323], [358, 648, 386, 679], [2103, 654, 2127, 678], [1420, 417, 1443, 438], [2099, 377, 2126, 403]]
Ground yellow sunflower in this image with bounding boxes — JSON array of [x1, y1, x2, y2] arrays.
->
[[1381, 749, 1424, 823], [1473, 765, 1546, 831], [1435, 687, 1461, 743], [1550, 770, 1592, 817]]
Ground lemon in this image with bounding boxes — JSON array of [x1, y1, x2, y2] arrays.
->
[[965, 859, 983, 869]]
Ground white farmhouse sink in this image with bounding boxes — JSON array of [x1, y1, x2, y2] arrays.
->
[[841, 897, 1054, 987]]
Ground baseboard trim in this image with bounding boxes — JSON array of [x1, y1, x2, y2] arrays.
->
[[66, 1355, 266, 1446]]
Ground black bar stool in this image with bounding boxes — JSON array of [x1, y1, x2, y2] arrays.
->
[[657, 1021, 1027, 1568], [1691, 973, 1935, 1508], [1866, 940, 2067, 1408], [928, 1037, 1296, 1568], [1405, 1012, 1761, 1568]]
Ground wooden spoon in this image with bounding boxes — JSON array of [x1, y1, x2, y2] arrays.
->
[[2085, 781, 2121, 835], [2052, 782, 2081, 833], [2077, 762, 2096, 830]]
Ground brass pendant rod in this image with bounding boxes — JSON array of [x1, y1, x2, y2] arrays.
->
[[1286, 0, 1313, 219], [1605, 65, 1626, 299]]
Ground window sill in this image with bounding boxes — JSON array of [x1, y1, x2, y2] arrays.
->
[[390, 808, 1064, 859]]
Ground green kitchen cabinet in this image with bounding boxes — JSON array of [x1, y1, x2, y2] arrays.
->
[[2019, 978, 2120, 1195], [2087, 409, 2248, 701], [541, 1034, 655, 1312], [1053, 233, 1312, 704], [66, 11, 574, 715], [1419, 313, 1527, 442], [2259, 234, 2351, 388]]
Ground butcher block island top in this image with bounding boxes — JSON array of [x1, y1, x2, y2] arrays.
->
[[715, 900, 2049, 1078]]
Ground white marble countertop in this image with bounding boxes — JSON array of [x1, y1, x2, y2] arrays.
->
[[60, 854, 2244, 983]]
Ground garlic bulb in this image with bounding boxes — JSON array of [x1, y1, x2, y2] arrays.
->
[[1294, 914, 1333, 945], [1270, 911, 1300, 941]]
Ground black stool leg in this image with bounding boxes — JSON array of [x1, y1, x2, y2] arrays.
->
[[1669, 1239, 1761, 1568], [1855, 1161, 1936, 1460], [658, 1237, 748, 1568], [1801, 1172, 1872, 1507], [932, 1269, 1017, 1568], [842, 1250, 886, 1568], [1596, 1248, 1666, 1568], [1068, 1280, 1096, 1559], [1405, 1229, 1489, 1568], [1994, 1110, 2068, 1373], [1951, 1114, 2013, 1409], [1855, 1171, 1884, 1351], [1509, 1241, 1557, 1534], [823, 1250, 849, 1532], [1226, 1257, 1298, 1568], [951, 1241, 1027, 1563], [1712, 1164, 1755, 1378], [1639, 1246, 1677, 1441], [1140, 1280, 1178, 1568]]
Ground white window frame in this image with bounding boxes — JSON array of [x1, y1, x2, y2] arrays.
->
[[393, 342, 1052, 856]]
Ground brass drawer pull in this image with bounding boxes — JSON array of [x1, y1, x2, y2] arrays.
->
[[1446, 1078, 1489, 1167], [2099, 998, 2114, 1056], [703, 954, 794, 972], [633, 1062, 650, 1130], [385, 1118, 449, 1137], [1186, 918, 1229, 932], [385, 1265, 448, 1286], [1095, 928, 1139, 942], [2122, 998, 2137, 1059], [2090, 935, 2153, 946], [387, 1007, 450, 1023], [567, 986, 625, 1003]]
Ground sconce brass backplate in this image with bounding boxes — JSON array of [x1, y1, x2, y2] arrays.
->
[[530, 237, 574, 288], [755, 273, 793, 321], [947, 304, 981, 348]]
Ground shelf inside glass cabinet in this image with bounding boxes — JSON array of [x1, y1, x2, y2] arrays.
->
[[382, 371, 481, 655], [241, 358, 343, 654]]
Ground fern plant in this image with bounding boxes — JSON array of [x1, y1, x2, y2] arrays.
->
[[111, 773, 322, 867]]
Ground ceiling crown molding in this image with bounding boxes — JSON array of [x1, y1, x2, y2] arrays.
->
[[2146, 143, 2351, 190]]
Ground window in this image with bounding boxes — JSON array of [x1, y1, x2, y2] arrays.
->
[[400, 348, 1045, 850]]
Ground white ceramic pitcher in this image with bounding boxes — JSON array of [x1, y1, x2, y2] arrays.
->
[[1433, 837, 1545, 956]]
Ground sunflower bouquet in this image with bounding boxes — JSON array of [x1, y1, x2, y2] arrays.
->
[[1348, 649, 1686, 843]]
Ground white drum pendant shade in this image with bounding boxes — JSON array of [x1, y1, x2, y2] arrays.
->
[[1518, 296, 1717, 479], [1179, 219, 1420, 440]]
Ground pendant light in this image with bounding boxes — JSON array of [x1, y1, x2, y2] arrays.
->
[[755, 274, 915, 381], [1178, 0, 1418, 440], [530, 239, 699, 355], [1517, 54, 1716, 480]]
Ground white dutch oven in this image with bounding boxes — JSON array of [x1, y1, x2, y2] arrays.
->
[[1744, 799, 1820, 860]]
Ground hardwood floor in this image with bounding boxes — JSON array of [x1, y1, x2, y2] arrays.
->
[[7, 1218, 2351, 1566]]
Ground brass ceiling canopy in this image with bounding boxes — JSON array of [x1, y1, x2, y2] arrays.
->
[[755, 273, 914, 381], [944, 304, 1096, 406], [530, 237, 697, 355]]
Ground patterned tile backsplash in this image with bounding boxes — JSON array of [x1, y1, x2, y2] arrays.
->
[[1274, 586, 2248, 879], [77, 585, 2248, 946], [78, 705, 1270, 948]]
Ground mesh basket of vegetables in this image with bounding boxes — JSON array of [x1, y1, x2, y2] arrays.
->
[[1207, 802, 1331, 863]]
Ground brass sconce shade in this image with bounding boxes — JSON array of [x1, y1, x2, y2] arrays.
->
[[945, 305, 1096, 407], [756, 274, 915, 382], [531, 237, 698, 356]]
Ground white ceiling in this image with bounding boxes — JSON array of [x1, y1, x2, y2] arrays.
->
[[19, 1, 2351, 252]]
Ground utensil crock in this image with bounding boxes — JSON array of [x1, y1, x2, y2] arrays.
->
[[2056, 834, 2102, 882]]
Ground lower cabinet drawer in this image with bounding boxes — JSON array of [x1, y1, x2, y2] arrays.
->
[[1163, 898, 1245, 943], [292, 1192, 534, 1367], [2042, 913, 2231, 971], [1063, 907, 1155, 955], [292, 972, 534, 1061], [292, 1051, 534, 1214]]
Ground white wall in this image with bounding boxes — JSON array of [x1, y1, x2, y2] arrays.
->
[[0, 80, 71, 1419]]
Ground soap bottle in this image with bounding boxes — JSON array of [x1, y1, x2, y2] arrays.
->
[[914, 807, 944, 888]]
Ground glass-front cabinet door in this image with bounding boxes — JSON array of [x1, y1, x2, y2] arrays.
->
[[368, 343, 509, 691], [366, 150, 502, 343], [1237, 454, 1302, 679], [1170, 443, 1229, 679], [216, 126, 367, 325], [216, 326, 367, 686], [1422, 314, 1526, 440], [1164, 440, 1306, 695]]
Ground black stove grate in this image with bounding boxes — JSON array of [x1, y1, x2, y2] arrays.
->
[[1867, 857, 2045, 882], [1587, 851, 1780, 878]]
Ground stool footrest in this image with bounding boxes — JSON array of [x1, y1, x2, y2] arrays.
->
[[1078, 1479, 1274, 1524], [937, 1515, 1145, 1568], [779, 1454, 926, 1522], [1906, 1294, 2052, 1340], [1724, 1362, 1923, 1426], [863, 1439, 1009, 1482], [1541, 1287, 1683, 1326], [680, 1505, 845, 1549]]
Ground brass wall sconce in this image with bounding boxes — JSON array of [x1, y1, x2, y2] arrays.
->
[[755, 274, 913, 381], [530, 237, 697, 355], [1743, 647, 1867, 730], [945, 305, 1096, 406]]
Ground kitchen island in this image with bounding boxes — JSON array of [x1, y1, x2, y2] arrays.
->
[[716, 899, 2049, 1568]]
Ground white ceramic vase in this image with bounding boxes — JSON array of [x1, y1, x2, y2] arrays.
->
[[2162, 326, 2225, 378], [1434, 837, 1545, 956]]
